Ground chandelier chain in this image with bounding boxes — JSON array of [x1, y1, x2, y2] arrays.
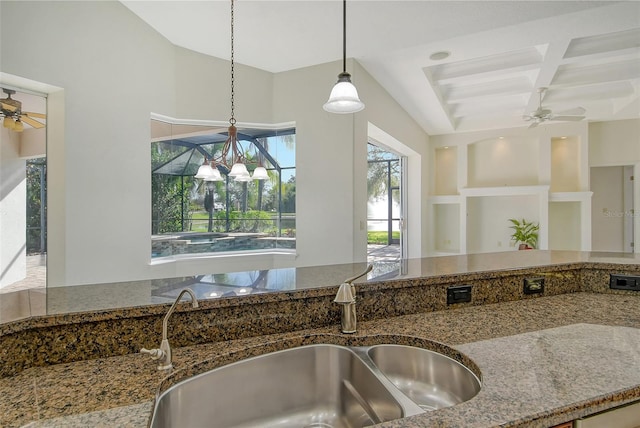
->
[[230, 0, 236, 125]]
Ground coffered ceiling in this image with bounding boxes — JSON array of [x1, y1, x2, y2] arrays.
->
[[121, 1, 640, 135]]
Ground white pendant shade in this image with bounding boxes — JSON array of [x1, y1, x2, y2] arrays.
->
[[204, 167, 224, 182], [229, 162, 250, 177], [323, 73, 364, 114], [234, 174, 253, 182], [251, 166, 269, 180], [195, 163, 215, 179]]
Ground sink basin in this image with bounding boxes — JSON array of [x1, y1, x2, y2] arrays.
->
[[150, 342, 481, 428], [367, 344, 481, 411], [150, 344, 404, 428]]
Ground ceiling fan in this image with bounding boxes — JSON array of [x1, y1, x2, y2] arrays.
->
[[523, 87, 585, 128], [1, 88, 46, 132]]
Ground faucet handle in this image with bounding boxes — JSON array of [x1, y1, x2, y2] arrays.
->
[[140, 348, 165, 361], [334, 282, 355, 304]]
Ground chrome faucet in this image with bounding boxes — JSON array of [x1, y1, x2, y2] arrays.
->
[[141, 288, 199, 370], [334, 264, 373, 334]]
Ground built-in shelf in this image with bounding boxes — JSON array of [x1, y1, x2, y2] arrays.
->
[[429, 130, 592, 255], [428, 195, 462, 204], [549, 191, 593, 202], [459, 185, 550, 197]]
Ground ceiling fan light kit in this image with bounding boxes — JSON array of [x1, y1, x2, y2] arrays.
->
[[323, 0, 364, 114], [0, 88, 46, 133]]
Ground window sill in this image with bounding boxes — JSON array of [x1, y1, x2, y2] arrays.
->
[[149, 249, 297, 268]]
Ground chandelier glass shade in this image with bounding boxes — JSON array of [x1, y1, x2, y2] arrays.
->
[[195, 154, 224, 181], [229, 162, 250, 178], [203, 165, 224, 182], [195, 159, 214, 179], [251, 166, 269, 180]]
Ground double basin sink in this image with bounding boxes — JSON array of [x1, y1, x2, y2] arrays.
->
[[150, 343, 481, 428]]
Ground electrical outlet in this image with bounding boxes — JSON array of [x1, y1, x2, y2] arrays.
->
[[447, 285, 472, 305], [524, 277, 544, 295], [610, 274, 640, 291]]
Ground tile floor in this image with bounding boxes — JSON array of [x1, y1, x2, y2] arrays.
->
[[0, 255, 46, 294]]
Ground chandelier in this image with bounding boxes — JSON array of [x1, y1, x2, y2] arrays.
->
[[195, 0, 268, 182]]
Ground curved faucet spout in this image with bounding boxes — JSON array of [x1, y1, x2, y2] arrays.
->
[[344, 264, 373, 284], [162, 288, 199, 342], [141, 288, 198, 370]]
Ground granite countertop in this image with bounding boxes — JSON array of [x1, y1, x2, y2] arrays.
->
[[2, 291, 639, 428], [3, 250, 640, 326]]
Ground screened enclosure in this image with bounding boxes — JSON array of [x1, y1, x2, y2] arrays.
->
[[151, 120, 295, 258], [367, 143, 401, 246]]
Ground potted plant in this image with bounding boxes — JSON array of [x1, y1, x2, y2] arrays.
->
[[508, 218, 539, 250]]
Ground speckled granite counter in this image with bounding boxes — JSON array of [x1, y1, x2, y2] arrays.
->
[[4, 250, 640, 323], [2, 292, 640, 428], [5, 250, 640, 379]]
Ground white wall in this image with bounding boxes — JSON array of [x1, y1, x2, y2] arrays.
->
[[351, 61, 429, 260], [589, 119, 640, 253], [589, 119, 640, 167], [467, 195, 539, 253], [1, 1, 176, 286], [467, 137, 539, 187], [272, 60, 428, 266], [590, 166, 625, 252], [549, 202, 581, 250], [0, 127, 26, 287], [1, 1, 427, 285], [174, 48, 274, 124]]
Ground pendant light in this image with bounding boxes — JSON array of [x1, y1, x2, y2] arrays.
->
[[323, 0, 364, 114]]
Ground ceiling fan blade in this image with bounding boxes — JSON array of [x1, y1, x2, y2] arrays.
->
[[22, 111, 46, 119], [555, 107, 586, 116], [528, 121, 539, 129], [1, 101, 17, 112], [551, 115, 585, 122], [19, 115, 45, 129]]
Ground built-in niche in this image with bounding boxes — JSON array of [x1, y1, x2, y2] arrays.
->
[[551, 136, 581, 192], [466, 194, 539, 254], [467, 137, 539, 188], [433, 203, 460, 254], [434, 146, 457, 195], [549, 201, 581, 250]]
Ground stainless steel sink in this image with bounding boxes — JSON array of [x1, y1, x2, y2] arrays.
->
[[367, 344, 481, 411], [151, 344, 404, 428], [150, 343, 481, 428]]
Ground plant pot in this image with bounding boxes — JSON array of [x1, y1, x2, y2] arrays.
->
[[518, 244, 530, 250]]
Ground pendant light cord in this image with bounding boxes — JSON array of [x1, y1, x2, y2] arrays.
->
[[342, 0, 346, 74], [230, 0, 236, 125]]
